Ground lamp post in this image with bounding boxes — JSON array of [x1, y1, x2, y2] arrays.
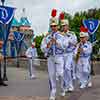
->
[[0, 0, 8, 81], [1, 0, 5, 6]]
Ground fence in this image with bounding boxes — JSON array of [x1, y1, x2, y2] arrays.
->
[[5, 57, 48, 70]]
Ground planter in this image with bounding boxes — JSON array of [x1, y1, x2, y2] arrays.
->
[[0, 53, 4, 61], [39, 59, 47, 70], [96, 58, 100, 61], [0, 40, 3, 48]]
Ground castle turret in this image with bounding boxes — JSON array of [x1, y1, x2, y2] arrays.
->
[[19, 8, 31, 31]]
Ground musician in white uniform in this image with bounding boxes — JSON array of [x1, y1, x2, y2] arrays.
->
[[41, 17, 66, 100], [60, 19, 77, 95], [75, 31, 92, 89]]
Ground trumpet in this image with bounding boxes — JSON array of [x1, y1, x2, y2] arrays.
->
[[47, 33, 56, 48]]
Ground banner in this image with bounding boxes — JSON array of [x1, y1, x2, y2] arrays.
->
[[0, 6, 15, 24], [83, 19, 99, 43], [83, 19, 99, 35], [0, 6, 15, 56], [13, 32, 25, 53]]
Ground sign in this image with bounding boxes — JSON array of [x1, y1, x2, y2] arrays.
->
[[0, 6, 15, 24], [83, 19, 99, 35]]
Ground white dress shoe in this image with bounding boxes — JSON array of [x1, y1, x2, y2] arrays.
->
[[56, 77, 59, 81], [49, 90, 56, 100], [73, 76, 76, 80], [80, 84, 86, 89], [30, 75, 36, 79], [68, 85, 74, 92], [65, 88, 69, 92], [60, 90, 66, 96], [49, 96, 56, 100], [87, 82, 92, 88]]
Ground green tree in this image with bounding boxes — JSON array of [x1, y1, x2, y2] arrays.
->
[[35, 35, 44, 58]]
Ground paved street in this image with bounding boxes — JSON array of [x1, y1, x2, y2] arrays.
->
[[0, 67, 49, 96], [0, 62, 100, 100]]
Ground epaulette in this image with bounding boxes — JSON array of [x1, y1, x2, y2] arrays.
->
[[60, 32, 65, 36], [69, 31, 75, 35], [45, 32, 50, 37], [55, 31, 62, 35], [57, 31, 61, 33]]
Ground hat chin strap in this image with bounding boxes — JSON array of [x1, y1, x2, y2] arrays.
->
[[64, 29, 69, 33], [52, 29, 58, 33]]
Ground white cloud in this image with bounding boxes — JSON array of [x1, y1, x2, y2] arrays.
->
[[5, 0, 100, 35]]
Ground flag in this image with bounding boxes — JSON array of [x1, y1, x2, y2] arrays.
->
[[13, 32, 25, 54], [0, 6, 15, 24], [0, 6, 15, 56], [83, 19, 99, 35], [83, 19, 99, 43]]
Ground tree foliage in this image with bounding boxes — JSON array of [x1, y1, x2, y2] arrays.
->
[[35, 35, 44, 58]]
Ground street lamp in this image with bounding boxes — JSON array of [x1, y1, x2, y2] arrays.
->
[[0, 0, 8, 81]]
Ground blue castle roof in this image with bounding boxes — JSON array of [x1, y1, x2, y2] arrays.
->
[[19, 17, 31, 27], [11, 18, 19, 27]]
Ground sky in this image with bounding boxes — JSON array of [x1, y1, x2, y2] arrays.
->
[[1, 0, 100, 35]]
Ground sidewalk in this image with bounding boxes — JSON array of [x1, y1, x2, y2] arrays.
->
[[67, 75, 100, 100], [0, 66, 100, 100]]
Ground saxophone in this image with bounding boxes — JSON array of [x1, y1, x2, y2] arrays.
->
[[75, 42, 82, 63]]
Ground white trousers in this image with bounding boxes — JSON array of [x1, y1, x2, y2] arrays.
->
[[71, 59, 76, 79], [48, 55, 64, 97], [76, 57, 91, 85], [63, 53, 74, 88], [28, 58, 35, 77]]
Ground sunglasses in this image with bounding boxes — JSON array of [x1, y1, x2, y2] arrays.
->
[[62, 25, 68, 27], [50, 25, 57, 27], [80, 37, 85, 38]]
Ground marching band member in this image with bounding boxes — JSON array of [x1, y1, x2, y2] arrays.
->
[[41, 9, 66, 100], [75, 27, 92, 89], [60, 18, 77, 95]]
